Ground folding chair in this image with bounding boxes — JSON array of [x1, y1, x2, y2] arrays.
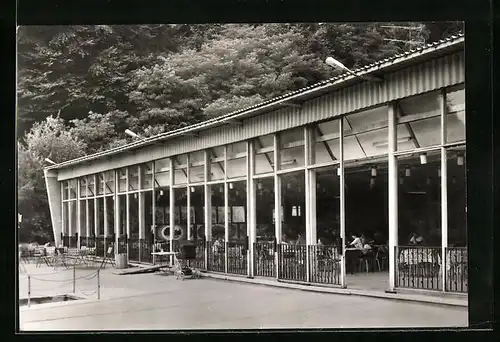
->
[[53, 249, 69, 269], [100, 246, 116, 268]]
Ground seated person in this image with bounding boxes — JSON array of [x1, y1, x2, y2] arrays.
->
[[296, 233, 306, 245], [409, 232, 424, 245], [349, 233, 363, 249]]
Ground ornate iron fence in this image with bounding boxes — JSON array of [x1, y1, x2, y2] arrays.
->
[[87, 236, 96, 248], [396, 246, 442, 291], [95, 236, 105, 258], [79, 236, 88, 248], [278, 244, 307, 282], [128, 238, 140, 262], [189, 239, 206, 270], [69, 236, 78, 248], [308, 245, 341, 285], [227, 241, 247, 275], [139, 238, 153, 263], [207, 241, 225, 273], [117, 236, 127, 254], [254, 242, 275, 277], [445, 247, 468, 293]]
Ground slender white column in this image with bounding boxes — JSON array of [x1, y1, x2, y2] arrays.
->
[[152, 163, 156, 243], [304, 126, 311, 282], [204, 151, 212, 269], [60, 182, 65, 245], [247, 140, 256, 277], [224, 145, 229, 273], [339, 119, 347, 288], [138, 166, 144, 240], [186, 154, 191, 240], [440, 89, 448, 291], [388, 103, 398, 292], [169, 159, 175, 264], [273, 133, 282, 279], [77, 180, 81, 249], [94, 175, 98, 238], [125, 169, 130, 243], [114, 170, 119, 254]]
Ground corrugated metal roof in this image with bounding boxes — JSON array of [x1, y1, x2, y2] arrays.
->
[[46, 33, 464, 171]]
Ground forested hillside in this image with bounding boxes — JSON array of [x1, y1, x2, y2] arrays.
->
[[16, 22, 462, 242]]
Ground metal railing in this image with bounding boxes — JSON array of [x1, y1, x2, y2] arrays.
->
[[445, 247, 468, 293], [79, 236, 88, 247], [207, 241, 225, 273], [396, 246, 442, 291], [227, 241, 247, 275], [128, 238, 140, 262], [190, 239, 206, 270], [278, 244, 307, 282], [254, 242, 275, 277], [308, 245, 341, 285]]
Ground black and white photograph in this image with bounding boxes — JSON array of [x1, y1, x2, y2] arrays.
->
[[17, 21, 475, 331]]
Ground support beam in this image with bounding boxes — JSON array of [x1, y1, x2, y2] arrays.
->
[[114, 170, 119, 254], [304, 126, 311, 283], [247, 140, 256, 277], [273, 133, 282, 279], [169, 158, 175, 264], [440, 89, 448, 292], [339, 119, 346, 288], [204, 150, 212, 269], [224, 145, 229, 273], [387, 102, 398, 292], [77, 179, 81, 249], [187, 154, 191, 240], [94, 175, 98, 238]]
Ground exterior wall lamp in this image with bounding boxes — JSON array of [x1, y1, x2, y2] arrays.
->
[[325, 57, 384, 82]]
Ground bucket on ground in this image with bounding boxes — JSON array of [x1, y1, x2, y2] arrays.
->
[[115, 253, 128, 269]]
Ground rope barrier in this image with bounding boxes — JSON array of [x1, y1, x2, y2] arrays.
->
[[27, 270, 98, 282]]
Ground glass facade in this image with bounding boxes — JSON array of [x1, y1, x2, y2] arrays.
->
[[56, 82, 466, 293]]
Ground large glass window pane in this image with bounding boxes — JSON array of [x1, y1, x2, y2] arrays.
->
[[228, 181, 247, 242], [256, 178, 275, 242], [79, 200, 87, 236], [97, 174, 105, 195], [88, 199, 95, 236], [174, 188, 188, 240], [63, 202, 69, 235], [255, 134, 274, 175], [190, 186, 205, 241], [128, 166, 139, 191], [118, 168, 127, 193], [209, 147, 225, 181], [104, 171, 115, 194], [227, 142, 247, 179], [118, 194, 126, 236], [344, 105, 389, 160], [314, 119, 340, 164], [143, 191, 153, 240], [87, 176, 95, 197], [106, 196, 114, 236], [62, 181, 68, 200], [141, 163, 153, 190], [446, 86, 465, 143], [154, 158, 170, 188], [129, 193, 139, 239], [174, 155, 188, 185], [154, 187, 170, 241], [97, 197, 105, 236], [397, 91, 441, 151], [69, 179, 78, 199], [79, 178, 87, 198], [69, 201, 76, 236], [397, 152, 441, 246], [281, 171, 305, 243], [210, 184, 225, 240], [279, 128, 305, 170], [315, 167, 341, 245], [189, 151, 205, 183], [447, 148, 466, 247]]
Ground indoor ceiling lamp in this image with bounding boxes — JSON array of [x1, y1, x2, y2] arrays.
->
[[219, 187, 223, 193], [405, 167, 411, 177], [372, 137, 411, 148], [287, 183, 291, 190], [159, 190, 164, 196], [229, 183, 234, 190], [257, 182, 263, 190], [337, 168, 341, 176], [191, 187, 195, 193], [325, 57, 384, 82], [457, 154, 464, 166], [371, 167, 377, 177], [420, 154, 427, 165]]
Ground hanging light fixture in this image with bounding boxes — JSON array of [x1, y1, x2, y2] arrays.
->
[[257, 182, 263, 190], [370, 178, 375, 189], [191, 187, 195, 193], [371, 167, 377, 177], [159, 190, 164, 196], [134, 193, 138, 199], [235, 190, 240, 196], [405, 167, 411, 177], [219, 187, 223, 193], [287, 183, 291, 190], [337, 168, 341, 176], [420, 154, 427, 165], [229, 183, 234, 190], [457, 154, 464, 166]]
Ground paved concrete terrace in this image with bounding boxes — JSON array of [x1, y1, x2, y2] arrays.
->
[[19, 264, 467, 330]]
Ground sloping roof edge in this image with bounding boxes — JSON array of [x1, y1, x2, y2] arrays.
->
[[46, 33, 464, 171]]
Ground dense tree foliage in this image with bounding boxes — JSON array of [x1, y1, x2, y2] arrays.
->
[[16, 22, 462, 242]]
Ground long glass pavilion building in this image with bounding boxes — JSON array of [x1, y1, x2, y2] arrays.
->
[[44, 34, 466, 294]]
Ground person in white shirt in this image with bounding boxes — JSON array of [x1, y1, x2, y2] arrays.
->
[[349, 233, 363, 249]]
